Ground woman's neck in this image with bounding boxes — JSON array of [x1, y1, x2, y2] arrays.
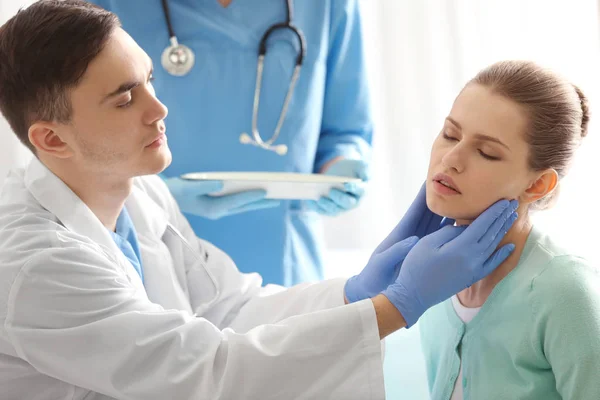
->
[[456, 213, 533, 308]]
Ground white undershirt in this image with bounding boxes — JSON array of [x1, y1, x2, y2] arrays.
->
[[450, 295, 481, 400]]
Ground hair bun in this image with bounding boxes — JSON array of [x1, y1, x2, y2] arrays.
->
[[573, 84, 590, 138]]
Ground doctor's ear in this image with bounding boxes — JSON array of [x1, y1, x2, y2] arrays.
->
[[28, 122, 74, 159], [520, 169, 559, 205]]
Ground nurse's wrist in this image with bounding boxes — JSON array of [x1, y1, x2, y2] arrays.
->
[[371, 294, 406, 339]]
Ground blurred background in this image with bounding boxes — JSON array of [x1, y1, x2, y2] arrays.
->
[[2, 1, 600, 398]]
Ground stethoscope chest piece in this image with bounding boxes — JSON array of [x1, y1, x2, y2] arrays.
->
[[161, 37, 195, 77]]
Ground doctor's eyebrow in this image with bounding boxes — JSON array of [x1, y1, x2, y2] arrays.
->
[[445, 116, 511, 151], [100, 59, 154, 104]]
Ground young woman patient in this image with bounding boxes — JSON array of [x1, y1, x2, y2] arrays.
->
[[419, 60, 600, 400]]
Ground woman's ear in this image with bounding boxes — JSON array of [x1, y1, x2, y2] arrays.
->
[[28, 122, 74, 159], [521, 169, 558, 204]]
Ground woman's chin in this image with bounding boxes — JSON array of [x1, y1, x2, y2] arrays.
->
[[428, 202, 477, 223]]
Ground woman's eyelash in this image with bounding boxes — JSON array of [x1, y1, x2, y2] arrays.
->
[[442, 132, 457, 141], [478, 150, 500, 161], [443, 132, 501, 161]]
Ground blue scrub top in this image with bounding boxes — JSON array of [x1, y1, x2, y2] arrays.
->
[[91, 0, 373, 285], [109, 207, 144, 284]]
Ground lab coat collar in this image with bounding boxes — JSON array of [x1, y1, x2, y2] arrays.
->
[[24, 158, 169, 254]]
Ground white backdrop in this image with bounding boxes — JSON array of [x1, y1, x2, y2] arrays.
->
[[325, 0, 600, 270]]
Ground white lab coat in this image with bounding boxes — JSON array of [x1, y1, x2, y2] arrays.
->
[[0, 158, 385, 400]]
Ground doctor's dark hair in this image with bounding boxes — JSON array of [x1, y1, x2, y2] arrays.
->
[[0, 0, 120, 153], [469, 60, 590, 210]]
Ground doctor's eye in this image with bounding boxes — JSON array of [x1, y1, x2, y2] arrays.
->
[[117, 98, 133, 108]]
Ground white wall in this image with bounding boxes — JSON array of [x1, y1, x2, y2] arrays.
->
[[324, 0, 600, 267]]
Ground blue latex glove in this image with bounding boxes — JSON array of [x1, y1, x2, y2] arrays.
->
[[345, 182, 453, 303], [345, 236, 419, 303], [164, 177, 280, 220], [373, 182, 454, 255], [383, 199, 519, 327], [307, 159, 370, 216]]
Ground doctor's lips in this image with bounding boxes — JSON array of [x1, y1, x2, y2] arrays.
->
[[432, 173, 461, 195]]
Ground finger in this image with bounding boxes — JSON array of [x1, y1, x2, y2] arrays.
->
[[440, 217, 455, 228], [228, 199, 281, 216], [427, 225, 467, 248], [379, 236, 419, 280], [343, 182, 365, 198], [482, 211, 518, 255], [477, 200, 519, 250], [458, 199, 514, 244], [355, 160, 371, 181], [380, 236, 419, 264], [480, 243, 516, 279], [328, 188, 358, 210], [207, 189, 268, 210], [316, 197, 342, 215], [419, 212, 442, 238]]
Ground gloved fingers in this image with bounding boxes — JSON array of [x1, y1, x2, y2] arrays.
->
[[344, 276, 362, 303], [458, 199, 517, 245], [227, 199, 281, 216], [328, 188, 359, 210], [206, 189, 268, 212], [476, 199, 519, 250], [428, 224, 467, 249], [325, 159, 370, 181], [439, 217, 456, 229], [480, 243, 516, 282], [315, 197, 344, 216], [419, 212, 442, 238], [402, 182, 429, 228], [379, 236, 419, 266], [482, 210, 518, 255], [354, 160, 371, 181], [342, 181, 365, 198]]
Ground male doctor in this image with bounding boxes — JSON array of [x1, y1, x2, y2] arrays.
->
[[0, 1, 517, 399]]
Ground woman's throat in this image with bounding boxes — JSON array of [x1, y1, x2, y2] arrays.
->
[[456, 217, 532, 308]]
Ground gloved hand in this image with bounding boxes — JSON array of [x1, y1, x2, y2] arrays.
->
[[382, 199, 519, 327], [345, 182, 453, 303], [345, 236, 419, 303], [164, 177, 280, 220], [307, 158, 370, 216], [373, 182, 454, 255]]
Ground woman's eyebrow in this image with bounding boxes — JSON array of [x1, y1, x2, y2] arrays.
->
[[446, 116, 510, 151]]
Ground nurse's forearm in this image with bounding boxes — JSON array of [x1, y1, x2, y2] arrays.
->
[[372, 294, 406, 339]]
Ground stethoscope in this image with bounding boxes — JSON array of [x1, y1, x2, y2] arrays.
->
[[160, 0, 306, 156]]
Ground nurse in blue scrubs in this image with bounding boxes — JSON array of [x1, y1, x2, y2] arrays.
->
[[89, 0, 373, 286]]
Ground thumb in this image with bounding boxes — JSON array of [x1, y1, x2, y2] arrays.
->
[[378, 236, 419, 265]]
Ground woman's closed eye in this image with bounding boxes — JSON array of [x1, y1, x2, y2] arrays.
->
[[443, 132, 501, 161]]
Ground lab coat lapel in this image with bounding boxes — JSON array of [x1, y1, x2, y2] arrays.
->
[[23, 158, 145, 290]]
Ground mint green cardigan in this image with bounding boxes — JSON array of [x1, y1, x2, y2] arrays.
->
[[419, 226, 600, 400]]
